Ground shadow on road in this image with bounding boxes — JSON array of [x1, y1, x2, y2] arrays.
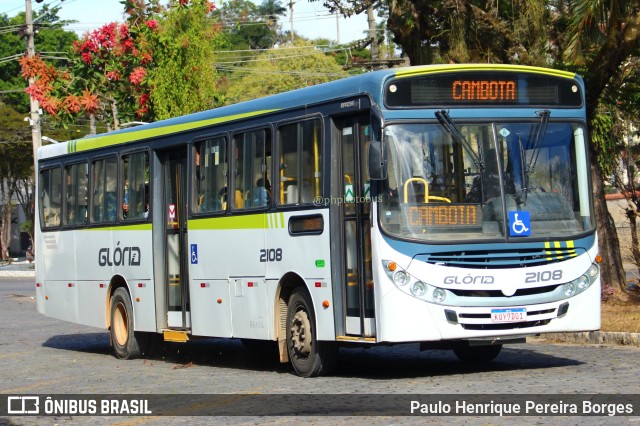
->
[[42, 332, 583, 378]]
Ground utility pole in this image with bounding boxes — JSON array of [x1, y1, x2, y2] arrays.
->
[[25, 0, 42, 173], [335, 13, 340, 44], [367, 6, 379, 69], [289, 0, 294, 42]]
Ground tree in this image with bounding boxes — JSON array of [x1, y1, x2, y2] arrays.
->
[[0, 103, 33, 258], [224, 41, 348, 104], [20, 0, 226, 129], [597, 59, 640, 272], [563, 0, 640, 290], [150, 0, 227, 119], [213, 0, 277, 50], [0, 5, 77, 112], [320, 0, 551, 65]]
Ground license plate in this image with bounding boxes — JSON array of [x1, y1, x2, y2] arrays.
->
[[491, 307, 527, 323]]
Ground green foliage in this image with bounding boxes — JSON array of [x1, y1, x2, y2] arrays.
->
[[224, 41, 348, 104], [213, 0, 279, 50], [0, 6, 77, 112], [150, 0, 228, 119], [590, 106, 619, 177], [0, 103, 33, 183]]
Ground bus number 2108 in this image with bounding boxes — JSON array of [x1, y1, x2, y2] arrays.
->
[[259, 248, 283, 262]]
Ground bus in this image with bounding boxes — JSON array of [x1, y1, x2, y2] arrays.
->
[[35, 64, 600, 377]]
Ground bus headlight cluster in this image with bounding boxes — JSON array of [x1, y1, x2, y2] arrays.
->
[[562, 262, 599, 298], [383, 260, 448, 304]]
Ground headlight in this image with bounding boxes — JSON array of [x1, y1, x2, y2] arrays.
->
[[393, 270, 409, 286], [587, 263, 599, 279], [382, 260, 446, 304], [411, 281, 427, 297], [576, 274, 590, 291], [432, 287, 446, 303], [563, 262, 599, 299], [563, 282, 576, 297]]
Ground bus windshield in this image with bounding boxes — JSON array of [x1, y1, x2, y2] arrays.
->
[[379, 120, 594, 242]]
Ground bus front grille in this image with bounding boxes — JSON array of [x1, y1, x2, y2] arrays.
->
[[449, 284, 559, 298], [416, 248, 584, 269], [461, 319, 552, 330]]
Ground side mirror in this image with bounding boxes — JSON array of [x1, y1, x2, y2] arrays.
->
[[368, 140, 387, 181]]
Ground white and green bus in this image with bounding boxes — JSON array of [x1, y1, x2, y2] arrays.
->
[[35, 64, 600, 377]]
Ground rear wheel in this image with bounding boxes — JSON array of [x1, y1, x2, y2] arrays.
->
[[110, 287, 149, 359], [286, 288, 336, 377], [452, 342, 502, 363]]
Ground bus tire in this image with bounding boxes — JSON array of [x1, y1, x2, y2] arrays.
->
[[110, 287, 148, 359], [452, 343, 502, 363], [286, 288, 337, 377]]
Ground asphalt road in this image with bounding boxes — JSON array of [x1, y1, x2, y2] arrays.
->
[[1, 277, 639, 425]]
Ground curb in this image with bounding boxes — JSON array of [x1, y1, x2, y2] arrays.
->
[[538, 331, 640, 346], [0, 270, 35, 278]]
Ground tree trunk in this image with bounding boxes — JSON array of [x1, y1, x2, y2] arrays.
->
[[89, 113, 97, 136], [0, 201, 11, 260], [591, 163, 626, 290], [111, 100, 120, 131], [628, 209, 640, 270], [386, 0, 434, 65]]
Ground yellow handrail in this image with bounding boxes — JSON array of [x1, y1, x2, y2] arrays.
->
[[403, 177, 451, 204]]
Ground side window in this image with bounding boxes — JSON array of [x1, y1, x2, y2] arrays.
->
[[64, 162, 88, 226], [232, 129, 271, 210], [193, 137, 227, 213], [121, 152, 150, 220], [39, 167, 62, 229], [91, 157, 118, 223], [278, 118, 322, 205]]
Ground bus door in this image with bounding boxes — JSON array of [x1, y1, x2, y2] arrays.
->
[[159, 148, 191, 330], [334, 115, 375, 337]]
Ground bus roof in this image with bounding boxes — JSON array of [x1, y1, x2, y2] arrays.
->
[[37, 64, 578, 160]]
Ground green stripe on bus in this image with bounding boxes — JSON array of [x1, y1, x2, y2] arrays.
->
[[83, 223, 153, 231], [189, 214, 270, 230], [394, 64, 576, 80], [68, 109, 279, 153]]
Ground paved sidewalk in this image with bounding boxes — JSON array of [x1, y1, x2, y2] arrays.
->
[[0, 257, 35, 277]]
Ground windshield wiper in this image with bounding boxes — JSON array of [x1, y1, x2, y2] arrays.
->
[[521, 110, 550, 205], [527, 110, 550, 174], [435, 110, 481, 169]]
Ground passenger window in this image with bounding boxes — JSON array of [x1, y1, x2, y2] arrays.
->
[[91, 157, 118, 223], [194, 137, 227, 213], [277, 119, 322, 205], [121, 152, 149, 220], [233, 129, 271, 210], [39, 167, 62, 229], [64, 162, 88, 226]]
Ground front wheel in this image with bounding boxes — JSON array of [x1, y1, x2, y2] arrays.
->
[[452, 342, 502, 363], [286, 289, 337, 377], [110, 287, 149, 359]]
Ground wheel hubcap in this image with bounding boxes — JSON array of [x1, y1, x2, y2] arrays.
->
[[113, 302, 128, 346], [290, 309, 312, 355]]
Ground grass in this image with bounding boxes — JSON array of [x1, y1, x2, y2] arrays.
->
[[601, 287, 640, 333]]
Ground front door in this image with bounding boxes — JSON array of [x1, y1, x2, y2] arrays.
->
[[160, 148, 190, 329], [335, 115, 375, 337]]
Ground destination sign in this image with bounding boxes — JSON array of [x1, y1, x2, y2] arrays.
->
[[452, 80, 516, 101], [405, 204, 481, 228], [386, 71, 582, 107]]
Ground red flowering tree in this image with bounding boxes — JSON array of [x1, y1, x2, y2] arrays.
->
[[69, 17, 158, 130], [20, 0, 224, 132]]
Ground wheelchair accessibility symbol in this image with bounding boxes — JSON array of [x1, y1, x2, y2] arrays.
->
[[190, 244, 198, 264], [508, 211, 531, 237]]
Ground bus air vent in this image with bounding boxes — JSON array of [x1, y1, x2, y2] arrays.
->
[[415, 247, 585, 269]]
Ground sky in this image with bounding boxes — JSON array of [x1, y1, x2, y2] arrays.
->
[[0, 0, 369, 44]]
